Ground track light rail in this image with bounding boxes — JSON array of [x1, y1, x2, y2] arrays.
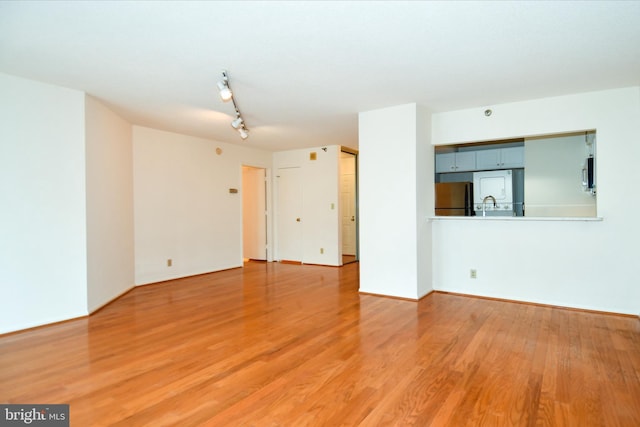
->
[[218, 70, 249, 140]]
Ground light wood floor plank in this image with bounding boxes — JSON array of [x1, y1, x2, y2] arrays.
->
[[1, 261, 640, 426]]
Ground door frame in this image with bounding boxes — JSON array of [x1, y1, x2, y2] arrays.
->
[[241, 164, 273, 263], [340, 147, 359, 265]]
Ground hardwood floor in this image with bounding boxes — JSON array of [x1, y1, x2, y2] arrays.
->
[[1, 261, 640, 426], [342, 254, 357, 265]]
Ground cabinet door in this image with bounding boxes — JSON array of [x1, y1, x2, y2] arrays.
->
[[455, 151, 476, 171], [475, 149, 501, 170], [476, 147, 524, 170], [501, 146, 524, 168], [435, 153, 456, 173]]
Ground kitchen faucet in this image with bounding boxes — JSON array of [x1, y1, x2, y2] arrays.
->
[[482, 195, 496, 217]]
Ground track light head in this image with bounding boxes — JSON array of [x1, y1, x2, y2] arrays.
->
[[231, 116, 244, 129], [217, 80, 232, 102], [238, 128, 249, 140]]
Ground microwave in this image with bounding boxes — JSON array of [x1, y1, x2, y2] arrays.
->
[[582, 156, 596, 190], [583, 155, 595, 193]]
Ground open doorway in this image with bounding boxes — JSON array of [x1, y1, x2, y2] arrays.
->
[[340, 149, 358, 265], [242, 166, 267, 261]]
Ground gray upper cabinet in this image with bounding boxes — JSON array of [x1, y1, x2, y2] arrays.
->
[[435, 151, 476, 173], [475, 146, 524, 170]]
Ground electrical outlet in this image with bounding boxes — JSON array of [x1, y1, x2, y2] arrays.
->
[[320, 248, 324, 254], [470, 269, 477, 279], [167, 259, 172, 267]]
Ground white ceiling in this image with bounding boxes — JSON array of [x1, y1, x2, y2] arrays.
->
[[1, 1, 639, 152]]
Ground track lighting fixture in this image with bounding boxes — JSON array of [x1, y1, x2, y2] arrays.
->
[[217, 70, 249, 140]]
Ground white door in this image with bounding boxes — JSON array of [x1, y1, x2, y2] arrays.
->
[[242, 166, 266, 260], [277, 167, 303, 262]]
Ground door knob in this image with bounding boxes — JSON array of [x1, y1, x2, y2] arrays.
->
[[351, 216, 355, 221], [296, 218, 301, 222]]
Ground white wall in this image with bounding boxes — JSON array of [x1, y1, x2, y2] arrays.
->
[[133, 126, 272, 285], [359, 104, 433, 299], [431, 87, 640, 315], [85, 96, 134, 312], [524, 133, 596, 217], [416, 104, 434, 298], [0, 73, 88, 333], [272, 146, 341, 266]]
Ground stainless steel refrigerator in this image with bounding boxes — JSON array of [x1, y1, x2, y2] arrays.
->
[[435, 182, 474, 216]]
